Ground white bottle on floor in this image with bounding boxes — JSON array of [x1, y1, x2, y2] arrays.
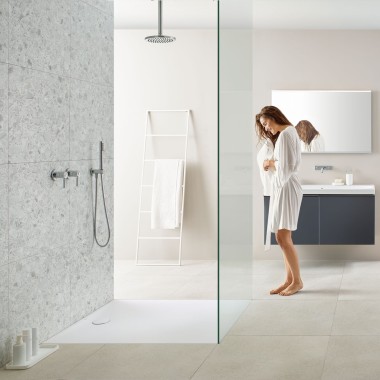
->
[[22, 329, 32, 361], [32, 327, 39, 356], [12, 335, 26, 366]]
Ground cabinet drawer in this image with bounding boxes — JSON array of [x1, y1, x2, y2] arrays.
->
[[320, 195, 375, 244]]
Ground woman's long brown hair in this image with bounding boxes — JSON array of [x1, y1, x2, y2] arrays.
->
[[255, 106, 292, 147], [295, 120, 319, 145]]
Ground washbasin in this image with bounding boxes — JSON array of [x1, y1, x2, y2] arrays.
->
[[302, 184, 375, 195]]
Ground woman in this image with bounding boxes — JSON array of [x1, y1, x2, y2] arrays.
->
[[256, 106, 303, 296], [295, 120, 325, 152]]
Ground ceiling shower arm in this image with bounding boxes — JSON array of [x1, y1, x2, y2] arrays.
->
[[158, 0, 162, 36]]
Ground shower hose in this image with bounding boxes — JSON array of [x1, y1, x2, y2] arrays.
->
[[93, 173, 111, 247]]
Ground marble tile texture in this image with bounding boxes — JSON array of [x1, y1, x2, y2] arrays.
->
[[8, 162, 70, 263], [0, 165, 8, 267], [0, 2, 8, 64], [8, 65, 70, 163], [8, 247, 71, 343], [0, 63, 8, 164], [70, 79, 114, 161], [71, 0, 113, 86], [70, 243, 113, 323], [9, 0, 70, 75], [0, 265, 8, 343]]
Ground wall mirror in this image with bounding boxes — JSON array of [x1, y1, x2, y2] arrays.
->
[[272, 90, 372, 153]]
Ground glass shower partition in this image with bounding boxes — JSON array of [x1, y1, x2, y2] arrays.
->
[[218, 0, 253, 341]]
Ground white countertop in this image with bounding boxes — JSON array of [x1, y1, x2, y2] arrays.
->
[[302, 184, 375, 195]]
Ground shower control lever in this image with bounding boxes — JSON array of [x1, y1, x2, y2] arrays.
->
[[51, 170, 69, 188], [67, 169, 80, 186]]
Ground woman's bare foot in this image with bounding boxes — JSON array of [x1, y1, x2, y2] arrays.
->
[[270, 282, 291, 295], [279, 281, 303, 296]]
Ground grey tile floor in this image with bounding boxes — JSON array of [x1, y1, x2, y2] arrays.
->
[[2, 260, 380, 379]]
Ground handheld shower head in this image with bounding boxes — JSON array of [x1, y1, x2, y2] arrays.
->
[[99, 141, 104, 171], [145, 0, 176, 43]]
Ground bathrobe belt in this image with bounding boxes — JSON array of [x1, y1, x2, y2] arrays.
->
[[265, 194, 273, 251]]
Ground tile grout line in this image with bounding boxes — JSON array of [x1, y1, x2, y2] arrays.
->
[[79, 0, 113, 17], [7, 158, 114, 166], [189, 344, 219, 379], [60, 344, 106, 378], [319, 260, 346, 378], [6, 62, 113, 90]]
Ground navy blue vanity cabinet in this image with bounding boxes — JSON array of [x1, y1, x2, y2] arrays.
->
[[320, 195, 375, 244], [264, 194, 375, 245], [264, 195, 319, 245]]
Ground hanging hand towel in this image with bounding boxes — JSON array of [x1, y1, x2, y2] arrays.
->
[[151, 159, 184, 229]]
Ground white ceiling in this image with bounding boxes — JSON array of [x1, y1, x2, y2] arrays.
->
[[114, 0, 380, 30]]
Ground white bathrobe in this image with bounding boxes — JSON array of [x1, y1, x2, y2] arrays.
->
[[257, 139, 274, 196], [266, 126, 303, 249]]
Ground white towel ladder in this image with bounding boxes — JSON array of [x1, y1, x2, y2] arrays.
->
[[135, 109, 190, 266]]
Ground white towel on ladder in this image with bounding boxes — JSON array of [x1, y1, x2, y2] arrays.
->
[[151, 159, 184, 229]]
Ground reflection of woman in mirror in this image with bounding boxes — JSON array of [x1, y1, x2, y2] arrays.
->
[[295, 120, 325, 152], [256, 106, 303, 296]]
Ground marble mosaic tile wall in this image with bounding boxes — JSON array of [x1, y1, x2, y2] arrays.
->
[[0, 0, 114, 366]]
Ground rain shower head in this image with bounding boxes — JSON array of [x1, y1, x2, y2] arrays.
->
[[145, 35, 176, 43], [145, 0, 176, 43]]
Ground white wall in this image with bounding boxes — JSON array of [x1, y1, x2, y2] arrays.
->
[[115, 30, 217, 260], [253, 30, 380, 260]]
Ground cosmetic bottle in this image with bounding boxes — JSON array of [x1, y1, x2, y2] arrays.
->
[[22, 329, 32, 361], [12, 335, 26, 366], [32, 327, 39, 356]]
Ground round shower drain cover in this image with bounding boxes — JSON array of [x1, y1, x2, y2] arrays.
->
[[92, 318, 111, 325]]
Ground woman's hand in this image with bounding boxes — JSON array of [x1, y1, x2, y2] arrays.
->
[[263, 159, 275, 171]]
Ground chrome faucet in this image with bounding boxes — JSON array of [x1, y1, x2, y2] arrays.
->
[[51, 169, 69, 188], [315, 165, 333, 173]]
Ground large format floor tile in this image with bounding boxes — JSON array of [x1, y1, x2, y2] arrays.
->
[[230, 299, 337, 336], [343, 261, 380, 275], [192, 336, 329, 380], [63, 344, 215, 380], [322, 336, 380, 380], [339, 273, 380, 300], [331, 300, 380, 335], [0, 344, 103, 380]]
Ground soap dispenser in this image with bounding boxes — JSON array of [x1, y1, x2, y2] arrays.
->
[[346, 169, 353, 186], [12, 335, 26, 366]]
